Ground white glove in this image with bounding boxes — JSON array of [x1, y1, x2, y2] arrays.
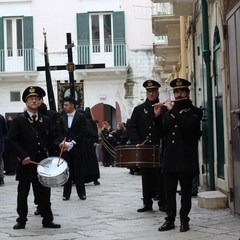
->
[[66, 142, 74, 152]]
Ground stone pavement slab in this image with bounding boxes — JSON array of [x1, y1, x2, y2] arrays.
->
[[1, 166, 240, 240]]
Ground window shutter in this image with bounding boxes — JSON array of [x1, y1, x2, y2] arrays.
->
[[76, 13, 90, 64], [0, 17, 4, 71], [113, 11, 126, 66], [23, 16, 34, 71]]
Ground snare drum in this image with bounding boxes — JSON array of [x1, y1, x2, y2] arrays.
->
[[37, 157, 69, 188], [115, 145, 160, 168]]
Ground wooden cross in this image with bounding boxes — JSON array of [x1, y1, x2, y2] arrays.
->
[[37, 32, 105, 99]]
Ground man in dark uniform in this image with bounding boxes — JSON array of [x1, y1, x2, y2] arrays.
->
[[33, 87, 60, 216], [8, 86, 61, 229], [127, 79, 166, 212], [156, 78, 202, 232], [59, 96, 88, 201]]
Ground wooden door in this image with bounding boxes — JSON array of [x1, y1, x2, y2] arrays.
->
[[227, 5, 240, 214]]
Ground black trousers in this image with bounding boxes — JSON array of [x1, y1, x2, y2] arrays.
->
[[16, 180, 53, 224], [141, 168, 157, 206], [163, 172, 193, 222], [63, 149, 85, 198]]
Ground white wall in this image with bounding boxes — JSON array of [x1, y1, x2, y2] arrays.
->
[[0, 0, 159, 121]]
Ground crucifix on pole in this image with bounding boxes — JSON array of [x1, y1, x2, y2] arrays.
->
[[37, 32, 105, 102], [65, 33, 75, 98]]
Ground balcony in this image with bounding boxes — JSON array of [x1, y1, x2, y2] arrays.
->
[[77, 43, 127, 68], [151, 0, 195, 16], [152, 15, 180, 45]]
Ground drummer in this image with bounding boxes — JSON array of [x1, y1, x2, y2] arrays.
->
[[127, 80, 168, 212], [7, 86, 61, 230]]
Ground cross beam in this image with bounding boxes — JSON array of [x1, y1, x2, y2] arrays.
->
[[37, 32, 105, 99]]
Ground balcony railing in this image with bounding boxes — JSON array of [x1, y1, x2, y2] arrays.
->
[[0, 48, 35, 72], [0, 49, 4, 72], [77, 43, 127, 67], [152, 2, 173, 16], [24, 49, 35, 71]]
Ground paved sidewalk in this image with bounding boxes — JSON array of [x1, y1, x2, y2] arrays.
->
[[1, 166, 240, 240]]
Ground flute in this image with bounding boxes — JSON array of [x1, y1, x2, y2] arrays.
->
[[152, 97, 188, 107], [171, 97, 188, 102]]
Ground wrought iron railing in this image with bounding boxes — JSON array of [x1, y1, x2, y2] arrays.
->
[[77, 43, 127, 67], [0, 48, 35, 72]]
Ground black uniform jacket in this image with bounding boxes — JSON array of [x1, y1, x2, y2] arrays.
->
[[161, 99, 203, 174], [7, 111, 58, 181], [127, 98, 167, 145]]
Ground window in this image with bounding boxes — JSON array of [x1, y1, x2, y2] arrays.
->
[[77, 12, 126, 66], [90, 13, 112, 53], [10, 91, 20, 102], [6, 18, 23, 57]]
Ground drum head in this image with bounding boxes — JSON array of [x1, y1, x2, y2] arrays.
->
[[37, 157, 68, 177]]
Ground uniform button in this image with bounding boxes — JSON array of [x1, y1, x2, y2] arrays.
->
[[149, 140, 152, 143], [149, 133, 151, 136], [172, 132, 175, 135], [172, 140, 175, 143], [38, 142, 40, 145], [38, 150, 40, 153], [175, 125, 177, 128], [149, 126, 151, 129]]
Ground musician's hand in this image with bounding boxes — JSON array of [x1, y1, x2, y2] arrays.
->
[[22, 157, 31, 165], [59, 142, 68, 152], [163, 99, 173, 110], [152, 102, 164, 117]]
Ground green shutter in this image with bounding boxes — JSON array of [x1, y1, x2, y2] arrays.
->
[[76, 13, 90, 64], [0, 17, 4, 71], [112, 11, 126, 66], [23, 16, 34, 71]]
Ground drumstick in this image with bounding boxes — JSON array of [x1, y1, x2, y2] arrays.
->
[[29, 160, 49, 168], [58, 137, 66, 166]]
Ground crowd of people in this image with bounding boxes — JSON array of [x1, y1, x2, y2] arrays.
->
[[1, 77, 202, 233]]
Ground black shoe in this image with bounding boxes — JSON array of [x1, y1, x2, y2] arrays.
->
[[191, 192, 198, 197], [34, 208, 41, 215], [180, 221, 190, 232], [79, 194, 86, 200], [159, 206, 166, 212], [13, 222, 25, 230], [94, 180, 100, 185], [137, 206, 152, 212], [43, 222, 61, 228], [4, 171, 15, 175], [62, 196, 70, 201], [0, 178, 4, 186], [158, 221, 175, 231]]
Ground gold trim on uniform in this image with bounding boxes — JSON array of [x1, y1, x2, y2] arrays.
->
[[28, 118, 33, 124], [144, 108, 148, 114]]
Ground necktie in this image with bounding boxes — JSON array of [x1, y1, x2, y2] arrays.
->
[[32, 115, 37, 122]]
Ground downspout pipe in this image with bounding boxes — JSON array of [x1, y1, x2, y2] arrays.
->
[[201, 0, 215, 190]]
